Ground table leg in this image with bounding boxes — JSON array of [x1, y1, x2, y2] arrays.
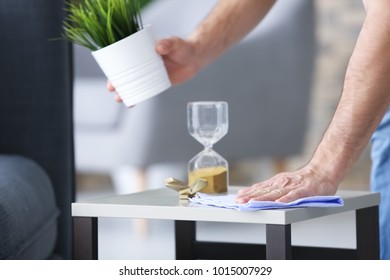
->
[[175, 220, 196, 260], [266, 224, 292, 259], [73, 217, 98, 260], [356, 206, 380, 260]]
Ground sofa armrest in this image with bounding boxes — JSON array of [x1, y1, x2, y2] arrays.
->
[[0, 155, 59, 259]]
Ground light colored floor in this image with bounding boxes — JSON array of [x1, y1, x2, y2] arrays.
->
[[75, 0, 368, 260]]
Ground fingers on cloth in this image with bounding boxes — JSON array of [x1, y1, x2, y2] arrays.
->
[[237, 181, 310, 203], [237, 184, 283, 201], [247, 187, 288, 202]]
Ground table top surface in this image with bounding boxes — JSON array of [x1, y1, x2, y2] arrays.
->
[[72, 187, 380, 225]]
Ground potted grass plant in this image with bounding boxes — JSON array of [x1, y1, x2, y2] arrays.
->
[[63, 0, 171, 107]]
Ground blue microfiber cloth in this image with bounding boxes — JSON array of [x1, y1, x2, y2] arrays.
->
[[190, 193, 344, 211]]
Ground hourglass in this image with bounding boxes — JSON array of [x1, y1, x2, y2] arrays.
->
[[187, 101, 229, 193]]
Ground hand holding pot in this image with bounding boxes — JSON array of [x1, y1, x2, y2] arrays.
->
[[107, 36, 200, 103]]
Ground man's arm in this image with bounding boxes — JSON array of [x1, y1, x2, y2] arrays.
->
[[108, 0, 276, 96], [183, 0, 276, 73], [237, 0, 390, 203]]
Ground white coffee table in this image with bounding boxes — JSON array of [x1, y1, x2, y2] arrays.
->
[[72, 187, 380, 260]]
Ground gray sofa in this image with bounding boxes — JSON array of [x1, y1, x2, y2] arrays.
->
[[0, 0, 74, 259]]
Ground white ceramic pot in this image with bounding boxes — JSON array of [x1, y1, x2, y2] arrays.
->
[[92, 25, 171, 107]]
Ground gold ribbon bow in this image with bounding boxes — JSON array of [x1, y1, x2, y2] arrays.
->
[[164, 177, 208, 200]]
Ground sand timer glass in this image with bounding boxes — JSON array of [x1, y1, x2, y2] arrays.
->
[[187, 101, 229, 193]]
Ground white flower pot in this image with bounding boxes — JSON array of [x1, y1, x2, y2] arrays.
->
[[92, 25, 171, 107]]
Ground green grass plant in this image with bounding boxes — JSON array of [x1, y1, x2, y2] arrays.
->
[[63, 0, 144, 51]]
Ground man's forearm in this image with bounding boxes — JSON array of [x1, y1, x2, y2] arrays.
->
[[187, 0, 276, 70], [310, 0, 390, 184]]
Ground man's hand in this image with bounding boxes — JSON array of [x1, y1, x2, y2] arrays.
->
[[235, 164, 339, 204], [107, 36, 199, 102], [156, 36, 200, 85]]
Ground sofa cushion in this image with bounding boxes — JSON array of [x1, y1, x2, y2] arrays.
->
[[0, 155, 59, 259]]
